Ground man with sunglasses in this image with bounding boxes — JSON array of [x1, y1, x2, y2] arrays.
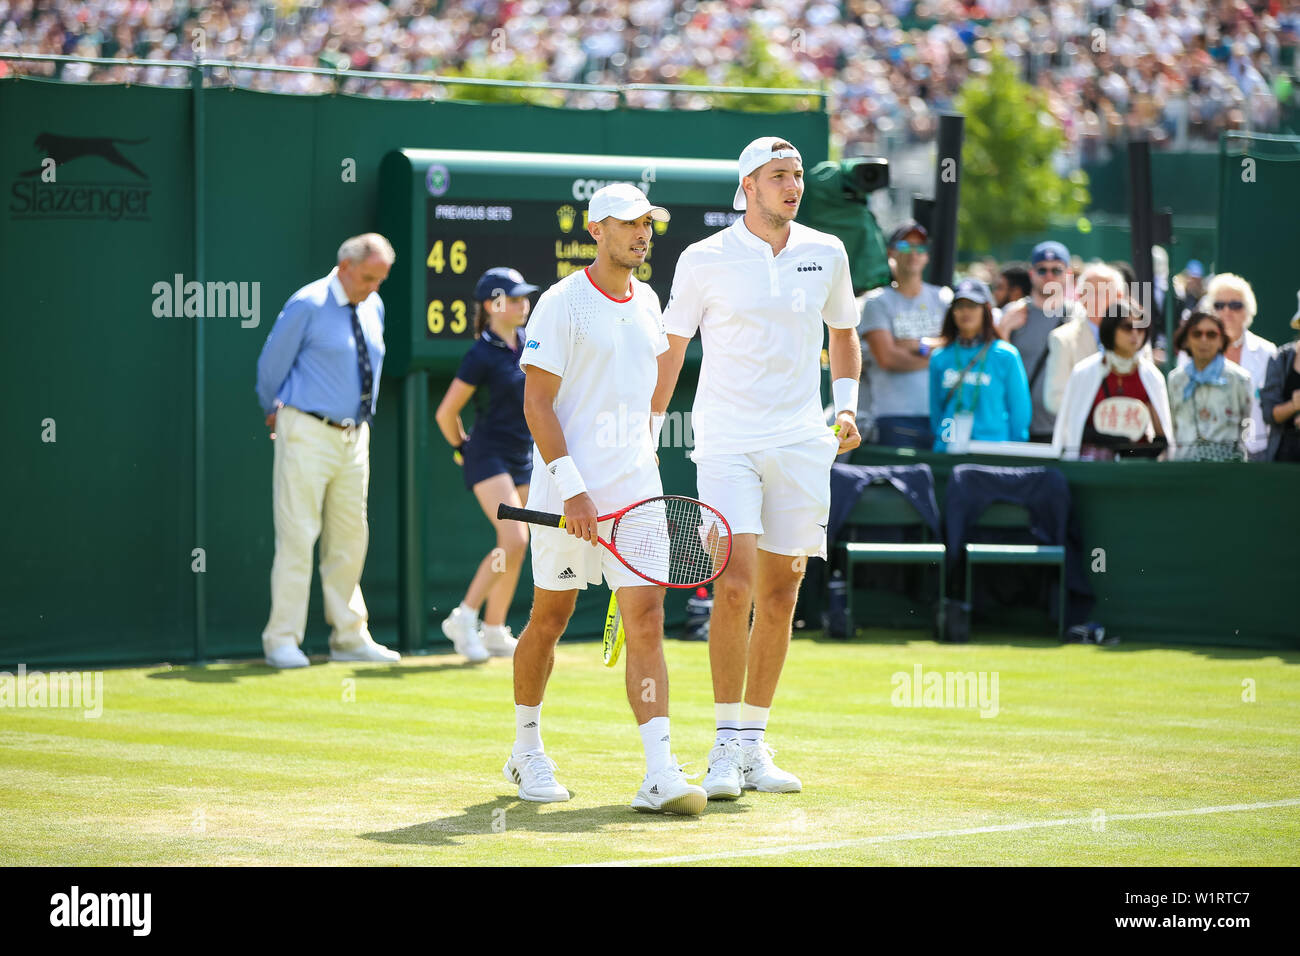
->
[[998, 241, 1086, 442], [859, 222, 952, 449]]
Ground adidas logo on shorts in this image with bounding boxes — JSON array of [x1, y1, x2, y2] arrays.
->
[[558, 567, 577, 580]]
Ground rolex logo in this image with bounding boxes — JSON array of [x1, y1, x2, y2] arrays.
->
[[556, 204, 576, 233]]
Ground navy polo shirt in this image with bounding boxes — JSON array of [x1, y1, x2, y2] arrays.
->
[[454, 327, 531, 452]]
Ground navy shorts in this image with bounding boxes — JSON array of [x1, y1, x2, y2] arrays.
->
[[461, 439, 532, 491]]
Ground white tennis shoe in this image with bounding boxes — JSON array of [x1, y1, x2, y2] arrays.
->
[[631, 763, 707, 815], [442, 607, 489, 663], [741, 741, 802, 793], [481, 624, 518, 658], [702, 739, 745, 800], [503, 751, 571, 803]]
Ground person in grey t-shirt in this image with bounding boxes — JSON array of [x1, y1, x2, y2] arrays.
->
[[997, 240, 1084, 441], [859, 222, 952, 449]]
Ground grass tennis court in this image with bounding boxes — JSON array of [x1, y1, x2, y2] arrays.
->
[[2, 635, 1296, 867]]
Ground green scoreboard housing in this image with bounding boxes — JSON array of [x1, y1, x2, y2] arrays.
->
[[378, 148, 741, 375]]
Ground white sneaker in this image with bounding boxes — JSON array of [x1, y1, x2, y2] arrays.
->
[[442, 607, 489, 663], [702, 738, 745, 800], [329, 639, 400, 663], [481, 624, 518, 658], [631, 763, 707, 815], [741, 741, 802, 793], [265, 643, 310, 669], [503, 751, 571, 803]]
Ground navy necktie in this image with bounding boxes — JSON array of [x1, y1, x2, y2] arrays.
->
[[349, 304, 374, 424]]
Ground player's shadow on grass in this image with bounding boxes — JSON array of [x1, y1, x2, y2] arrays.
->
[[362, 795, 751, 846], [145, 662, 283, 683]]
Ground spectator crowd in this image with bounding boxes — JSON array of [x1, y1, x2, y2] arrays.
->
[[856, 225, 1300, 462], [2, 0, 1298, 158]]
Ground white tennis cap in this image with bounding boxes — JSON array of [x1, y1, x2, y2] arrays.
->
[[587, 183, 670, 224], [733, 136, 803, 211]]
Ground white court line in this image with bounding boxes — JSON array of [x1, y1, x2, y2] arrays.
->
[[572, 797, 1300, 867]]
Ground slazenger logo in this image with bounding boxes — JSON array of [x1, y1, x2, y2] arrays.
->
[[11, 131, 152, 222], [49, 886, 151, 936]]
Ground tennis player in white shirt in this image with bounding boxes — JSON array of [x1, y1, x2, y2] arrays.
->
[[654, 137, 863, 798], [503, 183, 707, 815]]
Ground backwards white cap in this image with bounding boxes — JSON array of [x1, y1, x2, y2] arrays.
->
[[733, 136, 803, 211]]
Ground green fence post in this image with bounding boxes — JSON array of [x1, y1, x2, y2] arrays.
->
[[398, 371, 429, 653], [192, 58, 208, 666]]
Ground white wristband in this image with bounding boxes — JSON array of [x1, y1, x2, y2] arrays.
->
[[546, 455, 587, 500], [832, 378, 859, 416], [651, 413, 666, 448]]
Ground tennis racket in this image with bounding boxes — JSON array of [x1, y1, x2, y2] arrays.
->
[[497, 494, 732, 588], [602, 590, 626, 667]]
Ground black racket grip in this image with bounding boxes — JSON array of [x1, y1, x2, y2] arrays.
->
[[497, 504, 565, 528]]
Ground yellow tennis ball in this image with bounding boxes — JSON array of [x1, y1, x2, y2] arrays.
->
[[1076, 217, 1092, 234]]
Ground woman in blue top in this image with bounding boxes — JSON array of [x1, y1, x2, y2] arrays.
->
[[929, 278, 1032, 452], [434, 267, 538, 661]]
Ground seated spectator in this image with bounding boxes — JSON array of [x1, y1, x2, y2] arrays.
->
[[859, 221, 951, 450], [1196, 272, 1277, 459], [929, 278, 1031, 452], [1043, 263, 1125, 417], [1259, 291, 1300, 464], [1053, 302, 1175, 461], [1167, 311, 1253, 461]]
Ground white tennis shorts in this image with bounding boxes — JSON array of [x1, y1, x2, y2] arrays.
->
[[530, 520, 649, 592], [693, 431, 840, 559]]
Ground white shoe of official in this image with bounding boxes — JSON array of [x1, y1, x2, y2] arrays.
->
[[741, 741, 802, 793], [702, 738, 745, 800], [631, 763, 708, 815], [442, 607, 489, 663], [503, 751, 571, 803], [329, 639, 400, 663], [481, 624, 518, 658], [265, 643, 310, 669]]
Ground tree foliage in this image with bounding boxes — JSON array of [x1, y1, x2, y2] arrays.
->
[[954, 52, 1090, 252], [438, 58, 566, 107]]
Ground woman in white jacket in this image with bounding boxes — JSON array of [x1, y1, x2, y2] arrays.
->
[[1053, 302, 1176, 461]]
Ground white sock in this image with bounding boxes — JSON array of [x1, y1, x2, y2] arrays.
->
[[513, 703, 543, 755], [458, 602, 478, 619], [740, 703, 769, 747], [715, 701, 742, 743], [482, 623, 508, 638], [639, 716, 673, 775]]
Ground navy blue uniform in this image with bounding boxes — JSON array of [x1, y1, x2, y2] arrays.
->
[[454, 327, 532, 489]]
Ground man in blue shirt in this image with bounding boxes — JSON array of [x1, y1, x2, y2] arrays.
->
[[255, 233, 399, 668]]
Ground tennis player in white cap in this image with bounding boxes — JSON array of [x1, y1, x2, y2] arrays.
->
[[654, 136, 862, 799], [502, 182, 708, 815]]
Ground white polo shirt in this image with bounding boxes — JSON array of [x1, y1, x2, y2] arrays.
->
[[662, 217, 858, 457], [520, 267, 668, 514]]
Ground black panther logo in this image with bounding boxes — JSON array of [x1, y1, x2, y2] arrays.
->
[[21, 133, 149, 179]]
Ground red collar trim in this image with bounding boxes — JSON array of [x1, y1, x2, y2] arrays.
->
[[584, 267, 633, 303]]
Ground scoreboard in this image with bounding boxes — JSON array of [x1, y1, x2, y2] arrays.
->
[[378, 149, 739, 375]]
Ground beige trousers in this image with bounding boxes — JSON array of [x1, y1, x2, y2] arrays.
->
[[262, 404, 372, 654]]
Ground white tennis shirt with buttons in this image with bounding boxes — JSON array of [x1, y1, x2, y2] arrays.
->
[[662, 217, 859, 457]]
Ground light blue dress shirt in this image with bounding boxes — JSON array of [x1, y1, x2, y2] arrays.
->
[[256, 269, 386, 421]]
